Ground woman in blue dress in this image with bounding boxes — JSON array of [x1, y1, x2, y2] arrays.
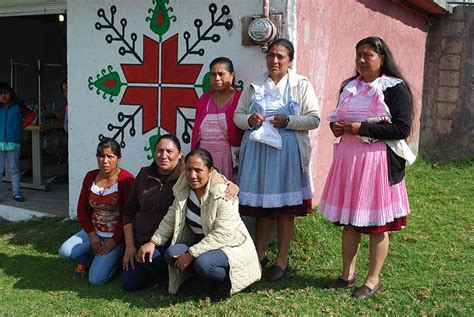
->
[[233, 39, 320, 281]]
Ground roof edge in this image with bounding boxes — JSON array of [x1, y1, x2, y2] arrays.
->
[[392, 0, 453, 15]]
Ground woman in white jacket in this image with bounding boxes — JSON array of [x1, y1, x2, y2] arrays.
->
[[233, 39, 320, 282], [137, 149, 261, 301]]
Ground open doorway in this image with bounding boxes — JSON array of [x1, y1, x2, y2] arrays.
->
[[0, 12, 69, 217]]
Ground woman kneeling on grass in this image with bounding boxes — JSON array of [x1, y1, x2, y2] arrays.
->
[[137, 149, 261, 301], [59, 138, 134, 285], [121, 134, 239, 292]]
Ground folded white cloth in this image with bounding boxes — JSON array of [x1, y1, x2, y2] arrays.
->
[[249, 116, 282, 149], [231, 146, 240, 168], [386, 140, 416, 165]]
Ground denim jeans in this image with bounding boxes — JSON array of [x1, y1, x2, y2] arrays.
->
[[58, 229, 124, 285], [121, 246, 168, 292], [0, 149, 21, 196], [164, 243, 229, 282]]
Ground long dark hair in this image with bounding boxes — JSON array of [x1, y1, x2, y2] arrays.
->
[[0, 82, 21, 105], [340, 36, 409, 90], [339, 36, 414, 132]]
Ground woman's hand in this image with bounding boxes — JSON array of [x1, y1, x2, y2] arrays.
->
[[224, 181, 239, 201], [248, 113, 265, 128], [173, 252, 194, 272], [88, 232, 102, 254], [271, 114, 288, 128], [123, 245, 137, 271], [136, 242, 155, 263], [343, 122, 362, 135], [97, 238, 116, 256], [330, 121, 345, 137]]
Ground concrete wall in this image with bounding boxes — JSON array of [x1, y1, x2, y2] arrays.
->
[[420, 5, 474, 161], [296, 0, 428, 201]]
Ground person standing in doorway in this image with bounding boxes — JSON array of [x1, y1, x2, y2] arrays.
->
[[0, 82, 25, 202]]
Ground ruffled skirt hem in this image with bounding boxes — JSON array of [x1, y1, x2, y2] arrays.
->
[[318, 137, 410, 227]]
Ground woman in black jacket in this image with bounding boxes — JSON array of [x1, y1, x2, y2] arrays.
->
[[319, 36, 414, 298]]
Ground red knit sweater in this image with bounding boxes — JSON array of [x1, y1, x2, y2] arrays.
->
[[76, 168, 134, 243]]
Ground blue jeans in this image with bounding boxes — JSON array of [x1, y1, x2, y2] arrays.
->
[[121, 246, 168, 292], [164, 244, 229, 282], [0, 149, 21, 196], [58, 229, 124, 285]]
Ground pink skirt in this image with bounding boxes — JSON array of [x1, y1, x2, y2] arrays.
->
[[318, 135, 410, 228], [200, 139, 235, 182]]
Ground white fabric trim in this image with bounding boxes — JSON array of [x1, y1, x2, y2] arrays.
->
[[95, 230, 114, 238], [334, 75, 416, 165], [91, 182, 118, 196]]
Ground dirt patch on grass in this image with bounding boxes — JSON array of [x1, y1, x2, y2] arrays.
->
[[0, 233, 16, 241]]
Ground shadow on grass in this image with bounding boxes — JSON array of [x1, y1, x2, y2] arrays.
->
[[0, 216, 340, 309], [252, 267, 335, 292], [0, 252, 214, 308], [0, 250, 337, 308], [0, 217, 79, 256]]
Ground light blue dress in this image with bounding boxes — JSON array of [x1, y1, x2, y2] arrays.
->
[[238, 77, 312, 208]]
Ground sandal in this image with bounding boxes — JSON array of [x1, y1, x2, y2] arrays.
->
[[13, 193, 25, 202]]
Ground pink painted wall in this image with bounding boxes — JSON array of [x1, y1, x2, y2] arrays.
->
[[296, 0, 427, 204]]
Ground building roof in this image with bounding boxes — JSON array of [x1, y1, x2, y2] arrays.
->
[[394, 0, 453, 14]]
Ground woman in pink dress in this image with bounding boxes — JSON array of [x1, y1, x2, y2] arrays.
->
[[319, 37, 414, 298], [191, 57, 243, 182]]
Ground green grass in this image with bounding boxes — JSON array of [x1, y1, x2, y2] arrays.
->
[[0, 159, 473, 315]]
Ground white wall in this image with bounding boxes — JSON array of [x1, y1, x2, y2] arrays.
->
[[67, 0, 289, 217]]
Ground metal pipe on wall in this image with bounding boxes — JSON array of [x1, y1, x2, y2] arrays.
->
[[263, 0, 270, 18]]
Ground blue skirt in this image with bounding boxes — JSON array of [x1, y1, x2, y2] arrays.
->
[[238, 128, 312, 208]]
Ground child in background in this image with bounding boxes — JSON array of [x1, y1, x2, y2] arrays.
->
[[0, 82, 25, 202]]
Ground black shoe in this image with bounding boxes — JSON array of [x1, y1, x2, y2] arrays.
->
[[259, 255, 269, 267], [13, 194, 25, 202], [327, 274, 358, 289], [266, 264, 288, 282], [352, 283, 382, 298], [208, 278, 231, 302]]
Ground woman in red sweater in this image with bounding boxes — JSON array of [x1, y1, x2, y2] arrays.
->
[[59, 138, 134, 285]]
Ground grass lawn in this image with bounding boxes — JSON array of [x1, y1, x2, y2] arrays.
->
[[0, 159, 472, 315]]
